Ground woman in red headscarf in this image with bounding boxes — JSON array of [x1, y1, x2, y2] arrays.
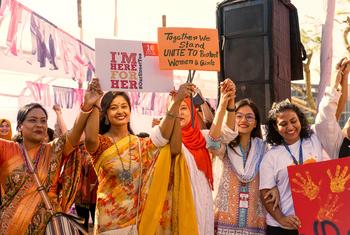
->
[[168, 80, 235, 235]]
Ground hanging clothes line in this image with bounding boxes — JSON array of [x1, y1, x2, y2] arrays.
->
[[0, 0, 95, 83]]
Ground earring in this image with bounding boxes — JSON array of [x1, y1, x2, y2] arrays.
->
[[105, 118, 109, 125]]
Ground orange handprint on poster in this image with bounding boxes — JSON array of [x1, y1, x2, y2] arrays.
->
[[327, 165, 350, 193], [317, 194, 343, 222], [291, 171, 321, 200], [288, 158, 350, 235]]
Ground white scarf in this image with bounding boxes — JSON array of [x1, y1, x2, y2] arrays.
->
[[227, 137, 266, 183]]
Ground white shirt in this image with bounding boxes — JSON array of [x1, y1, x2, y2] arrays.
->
[[314, 86, 343, 158], [259, 134, 324, 227]]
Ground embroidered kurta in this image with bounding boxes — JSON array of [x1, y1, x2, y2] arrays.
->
[[213, 124, 266, 235], [214, 138, 266, 235]]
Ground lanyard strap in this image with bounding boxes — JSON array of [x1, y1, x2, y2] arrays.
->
[[239, 140, 251, 168], [283, 139, 303, 165]]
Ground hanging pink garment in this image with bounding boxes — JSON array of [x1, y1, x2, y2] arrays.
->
[[6, 0, 22, 56], [26, 82, 52, 107], [53, 86, 74, 109], [34, 82, 50, 106], [74, 88, 85, 106], [0, 0, 11, 26], [56, 30, 85, 81], [154, 93, 169, 116], [128, 91, 140, 111], [56, 30, 72, 74]]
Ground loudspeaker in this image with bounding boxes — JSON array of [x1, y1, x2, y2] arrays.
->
[[217, 0, 302, 122]]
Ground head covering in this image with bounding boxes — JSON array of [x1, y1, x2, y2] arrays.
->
[[181, 98, 213, 189], [0, 119, 12, 140]]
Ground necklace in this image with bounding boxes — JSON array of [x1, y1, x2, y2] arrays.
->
[[114, 134, 133, 184], [20, 143, 45, 174]]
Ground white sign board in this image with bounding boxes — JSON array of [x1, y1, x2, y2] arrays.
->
[[95, 38, 173, 92]]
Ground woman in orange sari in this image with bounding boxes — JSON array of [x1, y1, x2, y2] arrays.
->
[[0, 79, 103, 234]]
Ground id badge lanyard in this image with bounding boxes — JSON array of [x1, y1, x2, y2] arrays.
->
[[283, 139, 303, 165]]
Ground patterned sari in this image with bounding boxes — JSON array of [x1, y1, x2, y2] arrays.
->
[[91, 134, 164, 234], [0, 134, 81, 235]]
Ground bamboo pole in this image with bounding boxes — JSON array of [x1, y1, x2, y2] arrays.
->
[[114, 0, 118, 37], [291, 97, 317, 114], [77, 0, 83, 40], [162, 15, 166, 27]]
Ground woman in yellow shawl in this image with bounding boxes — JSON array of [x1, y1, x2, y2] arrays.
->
[[0, 79, 103, 234], [84, 80, 196, 234]]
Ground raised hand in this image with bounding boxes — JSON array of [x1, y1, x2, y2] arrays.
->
[[343, 58, 350, 76], [173, 83, 196, 103], [220, 78, 235, 93], [52, 104, 62, 113], [83, 78, 104, 109], [333, 57, 350, 89], [219, 78, 236, 108]]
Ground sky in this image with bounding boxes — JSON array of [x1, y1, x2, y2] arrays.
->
[[15, 0, 333, 84], [2, 0, 349, 130], [16, 0, 326, 46]]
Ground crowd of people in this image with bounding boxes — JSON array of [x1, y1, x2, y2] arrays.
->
[[0, 58, 349, 235]]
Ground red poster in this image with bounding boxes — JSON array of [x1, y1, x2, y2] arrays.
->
[[288, 157, 350, 235]]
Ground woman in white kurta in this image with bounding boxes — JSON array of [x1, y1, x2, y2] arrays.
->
[[177, 97, 215, 235]]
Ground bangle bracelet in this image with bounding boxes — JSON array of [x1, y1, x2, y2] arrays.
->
[[80, 103, 93, 113], [93, 104, 101, 112], [166, 111, 180, 119], [208, 134, 222, 142], [226, 107, 235, 112]]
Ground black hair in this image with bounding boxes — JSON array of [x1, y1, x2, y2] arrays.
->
[[229, 99, 262, 149], [12, 133, 23, 143], [16, 103, 48, 131], [99, 91, 134, 135], [136, 132, 150, 138], [47, 127, 55, 142], [265, 100, 312, 146]]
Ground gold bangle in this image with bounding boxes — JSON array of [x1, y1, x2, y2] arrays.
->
[[80, 104, 93, 113]]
